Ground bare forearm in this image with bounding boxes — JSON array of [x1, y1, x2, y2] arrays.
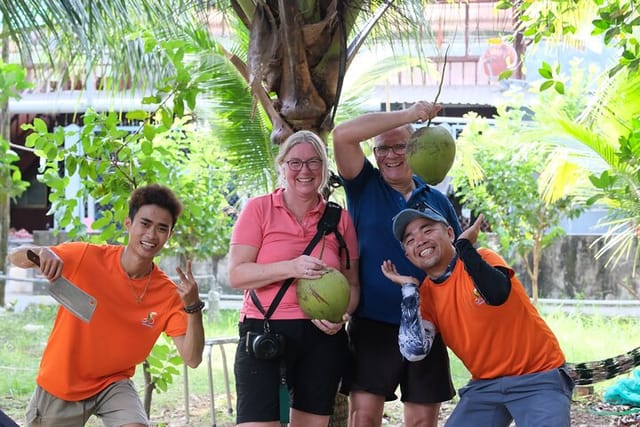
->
[[8, 245, 43, 268], [333, 109, 415, 144], [228, 259, 295, 290], [343, 261, 360, 315], [180, 313, 205, 368]]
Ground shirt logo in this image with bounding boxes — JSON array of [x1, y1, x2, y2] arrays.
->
[[472, 289, 486, 306], [141, 311, 157, 327]]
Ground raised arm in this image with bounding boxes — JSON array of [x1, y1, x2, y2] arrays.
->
[[456, 214, 511, 305], [172, 260, 205, 368], [331, 101, 441, 180], [380, 259, 436, 361]]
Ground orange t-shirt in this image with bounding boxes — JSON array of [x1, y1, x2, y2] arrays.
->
[[420, 248, 565, 380], [37, 242, 187, 401]]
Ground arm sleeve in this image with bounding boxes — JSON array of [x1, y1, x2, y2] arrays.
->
[[454, 239, 511, 306], [399, 283, 436, 361]]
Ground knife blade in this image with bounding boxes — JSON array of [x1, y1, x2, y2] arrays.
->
[[26, 249, 97, 323]]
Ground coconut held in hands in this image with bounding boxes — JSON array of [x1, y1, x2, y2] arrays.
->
[[297, 268, 350, 323], [406, 125, 456, 185]]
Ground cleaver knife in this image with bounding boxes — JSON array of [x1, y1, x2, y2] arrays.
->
[[26, 249, 97, 323]]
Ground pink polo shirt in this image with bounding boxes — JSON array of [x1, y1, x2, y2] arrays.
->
[[231, 188, 358, 320]]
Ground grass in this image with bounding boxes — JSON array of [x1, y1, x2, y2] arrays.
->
[[447, 307, 640, 399], [0, 305, 240, 426], [1, 305, 640, 425]]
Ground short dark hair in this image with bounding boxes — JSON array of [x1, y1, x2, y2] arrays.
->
[[128, 184, 183, 229]]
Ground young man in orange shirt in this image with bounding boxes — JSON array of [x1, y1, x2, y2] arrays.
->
[[381, 205, 574, 427], [9, 184, 205, 427]]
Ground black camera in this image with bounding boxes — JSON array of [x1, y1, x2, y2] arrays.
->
[[245, 331, 286, 360]]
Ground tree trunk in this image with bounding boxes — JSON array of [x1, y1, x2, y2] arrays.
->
[[237, 0, 357, 145], [142, 360, 154, 417], [1, 20, 11, 307], [531, 236, 541, 306]]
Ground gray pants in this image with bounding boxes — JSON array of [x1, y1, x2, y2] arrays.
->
[[445, 366, 575, 427]]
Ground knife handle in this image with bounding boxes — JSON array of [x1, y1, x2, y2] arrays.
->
[[26, 249, 41, 266]]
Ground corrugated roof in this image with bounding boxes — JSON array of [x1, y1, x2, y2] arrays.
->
[[363, 80, 535, 111]]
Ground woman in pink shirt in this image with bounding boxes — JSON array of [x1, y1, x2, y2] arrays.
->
[[229, 130, 360, 427]]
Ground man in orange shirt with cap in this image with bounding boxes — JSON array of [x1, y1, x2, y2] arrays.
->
[[381, 204, 574, 427]]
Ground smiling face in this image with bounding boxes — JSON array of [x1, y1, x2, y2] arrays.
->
[[281, 141, 324, 198], [402, 217, 456, 277], [374, 126, 414, 186], [125, 204, 173, 261]]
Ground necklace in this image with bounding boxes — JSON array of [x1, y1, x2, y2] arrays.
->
[[126, 267, 153, 304]]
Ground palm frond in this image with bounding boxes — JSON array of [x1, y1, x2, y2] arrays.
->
[[538, 150, 589, 204]]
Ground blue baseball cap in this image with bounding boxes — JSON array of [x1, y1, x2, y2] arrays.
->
[[392, 206, 449, 242]]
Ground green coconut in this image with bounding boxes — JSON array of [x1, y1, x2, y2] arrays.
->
[[406, 125, 456, 185], [296, 268, 350, 322]]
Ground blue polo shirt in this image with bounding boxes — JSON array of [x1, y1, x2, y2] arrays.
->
[[343, 160, 462, 324]]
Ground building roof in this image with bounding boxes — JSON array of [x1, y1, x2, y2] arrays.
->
[[8, 90, 157, 114], [362, 79, 534, 112]]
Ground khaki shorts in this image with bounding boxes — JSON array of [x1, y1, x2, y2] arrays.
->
[[25, 379, 148, 427]]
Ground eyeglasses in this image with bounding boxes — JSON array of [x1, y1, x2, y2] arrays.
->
[[373, 143, 408, 156], [285, 158, 323, 171]]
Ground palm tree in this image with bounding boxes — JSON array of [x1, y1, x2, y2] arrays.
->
[[1, 0, 442, 198], [2, 1, 433, 138]]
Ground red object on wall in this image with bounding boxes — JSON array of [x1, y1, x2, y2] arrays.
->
[[481, 39, 518, 79]]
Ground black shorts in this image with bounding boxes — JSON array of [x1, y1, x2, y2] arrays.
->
[[344, 316, 455, 403], [234, 318, 348, 423]]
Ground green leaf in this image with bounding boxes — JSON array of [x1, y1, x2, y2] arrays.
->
[[604, 27, 620, 45], [156, 380, 168, 392], [185, 89, 197, 110], [173, 96, 185, 117], [147, 357, 163, 368], [498, 70, 513, 80], [540, 80, 554, 91], [141, 140, 153, 155], [168, 356, 183, 365], [24, 133, 39, 147], [143, 124, 156, 142], [160, 108, 173, 129], [538, 68, 553, 79], [495, 0, 513, 10], [33, 118, 48, 134], [588, 170, 616, 189], [554, 81, 565, 94], [592, 19, 610, 30], [142, 95, 161, 104], [126, 110, 148, 121]]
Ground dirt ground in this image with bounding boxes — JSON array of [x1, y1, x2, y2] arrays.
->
[[145, 394, 640, 426], [4, 391, 638, 426]]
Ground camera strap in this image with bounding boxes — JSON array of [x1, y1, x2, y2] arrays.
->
[[249, 202, 345, 322], [248, 202, 345, 426], [278, 360, 289, 423]]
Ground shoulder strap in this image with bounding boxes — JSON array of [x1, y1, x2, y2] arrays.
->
[[319, 201, 350, 269], [250, 202, 347, 320]]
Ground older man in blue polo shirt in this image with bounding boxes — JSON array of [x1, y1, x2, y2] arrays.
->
[[332, 101, 462, 427]]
